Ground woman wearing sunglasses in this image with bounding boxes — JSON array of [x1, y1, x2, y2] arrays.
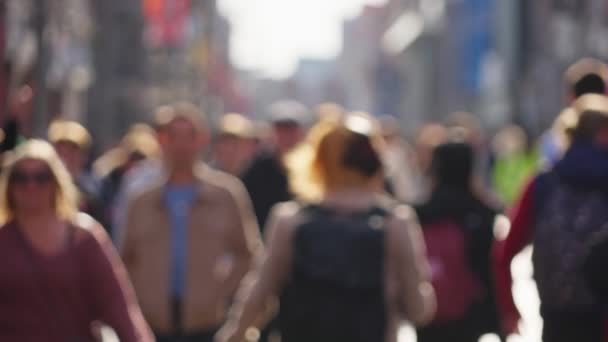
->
[[215, 113, 436, 342], [0, 139, 153, 341]]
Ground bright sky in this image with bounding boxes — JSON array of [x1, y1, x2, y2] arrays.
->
[[218, 0, 388, 79]]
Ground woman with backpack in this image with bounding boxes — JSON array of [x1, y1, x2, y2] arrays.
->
[[215, 112, 436, 342], [415, 135, 503, 342]]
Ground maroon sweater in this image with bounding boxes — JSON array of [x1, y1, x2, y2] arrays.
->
[[0, 220, 153, 342]]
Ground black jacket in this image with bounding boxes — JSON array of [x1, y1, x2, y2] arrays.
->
[[241, 151, 293, 230]]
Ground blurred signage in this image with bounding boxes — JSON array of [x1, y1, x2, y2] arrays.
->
[[461, 0, 493, 94], [143, 0, 191, 48]]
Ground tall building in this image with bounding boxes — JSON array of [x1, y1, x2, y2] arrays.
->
[[338, 5, 390, 113]]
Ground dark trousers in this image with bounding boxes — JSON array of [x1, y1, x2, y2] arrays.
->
[[542, 311, 604, 342], [155, 330, 216, 342], [417, 318, 479, 342], [155, 297, 218, 342], [259, 316, 279, 342]]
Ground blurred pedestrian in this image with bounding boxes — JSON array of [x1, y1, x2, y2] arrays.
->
[[112, 105, 176, 247], [211, 113, 257, 176], [415, 135, 503, 342], [121, 102, 263, 342], [413, 123, 447, 202], [494, 94, 608, 342], [215, 112, 436, 342], [241, 100, 310, 229], [539, 58, 608, 168], [491, 124, 538, 206], [94, 124, 160, 237], [0, 139, 153, 341], [583, 223, 608, 342], [240, 100, 310, 342], [48, 119, 102, 220], [445, 112, 496, 192], [378, 114, 421, 203]]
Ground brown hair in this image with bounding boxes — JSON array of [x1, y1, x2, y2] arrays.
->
[[286, 112, 385, 202]]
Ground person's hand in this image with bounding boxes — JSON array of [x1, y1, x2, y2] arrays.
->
[[215, 324, 261, 342], [214, 323, 242, 342]]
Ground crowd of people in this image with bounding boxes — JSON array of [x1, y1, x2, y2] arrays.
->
[[2, 57, 608, 342]]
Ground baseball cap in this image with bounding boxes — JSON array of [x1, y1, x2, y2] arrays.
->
[[217, 113, 256, 139], [48, 120, 92, 150], [267, 100, 310, 126]]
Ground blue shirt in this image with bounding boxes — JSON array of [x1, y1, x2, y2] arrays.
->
[[164, 184, 198, 298]]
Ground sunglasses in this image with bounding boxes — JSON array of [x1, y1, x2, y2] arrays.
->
[[10, 169, 54, 186]]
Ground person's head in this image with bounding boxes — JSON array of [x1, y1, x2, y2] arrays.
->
[[564, 58, 608, 101], [268, 100, 309, 156], [122, 124, 160, 166], [430, 132, 475, 189], [315, 102, 345, 122], [0, 139, 78, 224], [286, 112, 385, 202], [94, 123, 161, 177], [445, 111, 484, 148], [213, 113, 257, 175], [157, 102, 209, 172], [415, 123, 447, 174], [570, 94, 608, 148], [48, 120, 91, 178], [492, 124, 528, 158]]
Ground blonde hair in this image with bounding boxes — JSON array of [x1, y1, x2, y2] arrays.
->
[[286, 112, 385, 202], [217, 113, 256, 138], [48, 120, 92, 150], [552, 107, 578, 151], [0, 139, 79, 225], [92, 123, 160, 177]]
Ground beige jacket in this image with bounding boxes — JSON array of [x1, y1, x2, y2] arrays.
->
[[121, 165, 262, 334], [220, 192, 436, 342]]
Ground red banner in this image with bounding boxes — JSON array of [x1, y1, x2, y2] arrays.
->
[[143, 0, 191, 48]]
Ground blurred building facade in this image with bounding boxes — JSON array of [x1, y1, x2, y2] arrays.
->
[[372, 0, 504, 135], [8, 0, 608, 144], [513, 0, 608, 133], [3, 0, 245, 151]]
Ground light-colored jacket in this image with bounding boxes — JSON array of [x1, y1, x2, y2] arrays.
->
[[121, 165, 263, 334], [113, 159, 164, 247], [218, 192, 436, 342]]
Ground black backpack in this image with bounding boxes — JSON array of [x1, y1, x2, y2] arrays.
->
[[279, 205, 388, 342], [532, 172, 608, 313]]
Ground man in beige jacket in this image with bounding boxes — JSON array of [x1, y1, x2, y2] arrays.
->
[[121, 102, 262, 342]]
